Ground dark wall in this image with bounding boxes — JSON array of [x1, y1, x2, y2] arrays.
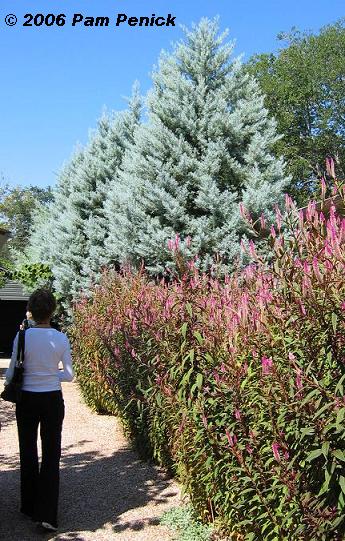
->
[[0, 300, 27, 355]]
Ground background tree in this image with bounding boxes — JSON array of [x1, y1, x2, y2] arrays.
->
[[0, 182, 53, 257], [247, 19, 345, 205], [107, 18, 288, 276]]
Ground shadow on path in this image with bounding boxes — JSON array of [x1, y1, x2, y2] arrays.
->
[[0, 440, 177, 540]]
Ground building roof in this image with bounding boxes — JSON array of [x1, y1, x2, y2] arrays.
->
[[0, 280, 29, 301]]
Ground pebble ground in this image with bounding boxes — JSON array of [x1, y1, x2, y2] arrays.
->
[[0, 359, 180, 541]]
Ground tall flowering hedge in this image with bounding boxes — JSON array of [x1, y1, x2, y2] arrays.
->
[[71, 184, 345, 540]]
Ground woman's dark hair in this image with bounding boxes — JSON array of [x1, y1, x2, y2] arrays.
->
[[27, 289, 56, 323]]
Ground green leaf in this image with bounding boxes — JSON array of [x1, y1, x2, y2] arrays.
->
[[188, 349, 195, 364], [335, 374, 345, 395], [300, 427, 315, 438], [322, 441, 330, 458], [193, 331, 204, 345], [306, 448, 324, 462], [205, 352, 213, 364], [333, 450, 345, 462], [301, 388, 319, 405], [196, 373, 203, 390], [332, 515, 345, 528], [181, 323, 188, 339], [186, 302, 193, 317], [336, 408, 345, 430], [181, 367, 193, 386], [332, 312, 338, 334], [339, 476, 345, 495]]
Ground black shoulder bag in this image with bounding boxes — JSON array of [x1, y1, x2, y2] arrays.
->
[[1, 330, 25, 403]]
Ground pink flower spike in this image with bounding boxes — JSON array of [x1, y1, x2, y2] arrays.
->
[[239, 202, 247, 220], [246, 444, 253, 455], [270, 225, 276, 239], [295, 369, 303, 390], [225, 429, 236, 447], [249, 240, 257, 258], [298, 301, 307, 316], [298, 210, 304, 227], [272, 442, 281, 462], [341, 301, 345, 311], [235, 409, 241, 421], [303, 261, 310, 274], [275, 206, 282, 230], [321, 177, 326, 199], [285, 193, 293, 210], [312, 256, 323, 282], [288, 352, 296, 362], [262, 356, 273, 375], [326, 156, 336, 179]]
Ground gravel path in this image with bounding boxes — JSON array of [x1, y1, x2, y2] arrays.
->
[[0, 359, 181, 540]]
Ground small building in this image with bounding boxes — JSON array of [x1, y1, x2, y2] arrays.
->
[[0, 276, 29, 355], [0, 229, 29, 354], [0, 228, 10, 249]]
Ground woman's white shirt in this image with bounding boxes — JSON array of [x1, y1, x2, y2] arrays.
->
[[5, 328, 74, 392]]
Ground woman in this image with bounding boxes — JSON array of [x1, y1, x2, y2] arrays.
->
[[5, 288, 74, 532]]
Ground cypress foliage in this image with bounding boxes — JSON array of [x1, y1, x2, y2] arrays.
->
[[109, 19, 288, 275], [28, 86, 141, 307]]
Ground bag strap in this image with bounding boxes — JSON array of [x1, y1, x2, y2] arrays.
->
[[16, 329, 25, 366]]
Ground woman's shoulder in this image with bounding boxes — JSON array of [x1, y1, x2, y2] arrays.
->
[[56, 330, 70, 344]]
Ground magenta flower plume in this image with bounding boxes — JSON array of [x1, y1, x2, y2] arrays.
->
[[295, 368, 303, 390], [321, 177, 326, 199], [272, 442, 281, 462], [262, 356, 273, 375], [225, 429, 237, 447], [275, 206, 283, 230], [312, 256, 323, 282], [285, 193, 293, 210], [326, 156, 336, 179], [235, 409, 241, 421]]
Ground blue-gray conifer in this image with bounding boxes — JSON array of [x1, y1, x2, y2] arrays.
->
[[109, 19, 288, 275]]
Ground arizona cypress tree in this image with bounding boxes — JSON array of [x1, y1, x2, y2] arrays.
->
[[80, 85, 142, 291], [27, 148, 86, 269], [28, 87, 142, 308], [109, 19, 288, 275]]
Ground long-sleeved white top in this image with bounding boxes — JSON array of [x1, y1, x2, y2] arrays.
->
[[5, 328, 74, 392]]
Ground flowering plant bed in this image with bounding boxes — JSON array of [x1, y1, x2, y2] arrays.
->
[[72, 182, 345, 540]]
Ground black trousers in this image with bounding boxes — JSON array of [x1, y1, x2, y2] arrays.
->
[[15, 390, 65, 527]]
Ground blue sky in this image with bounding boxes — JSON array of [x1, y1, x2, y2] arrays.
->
[[0, 0, 344, 188]]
